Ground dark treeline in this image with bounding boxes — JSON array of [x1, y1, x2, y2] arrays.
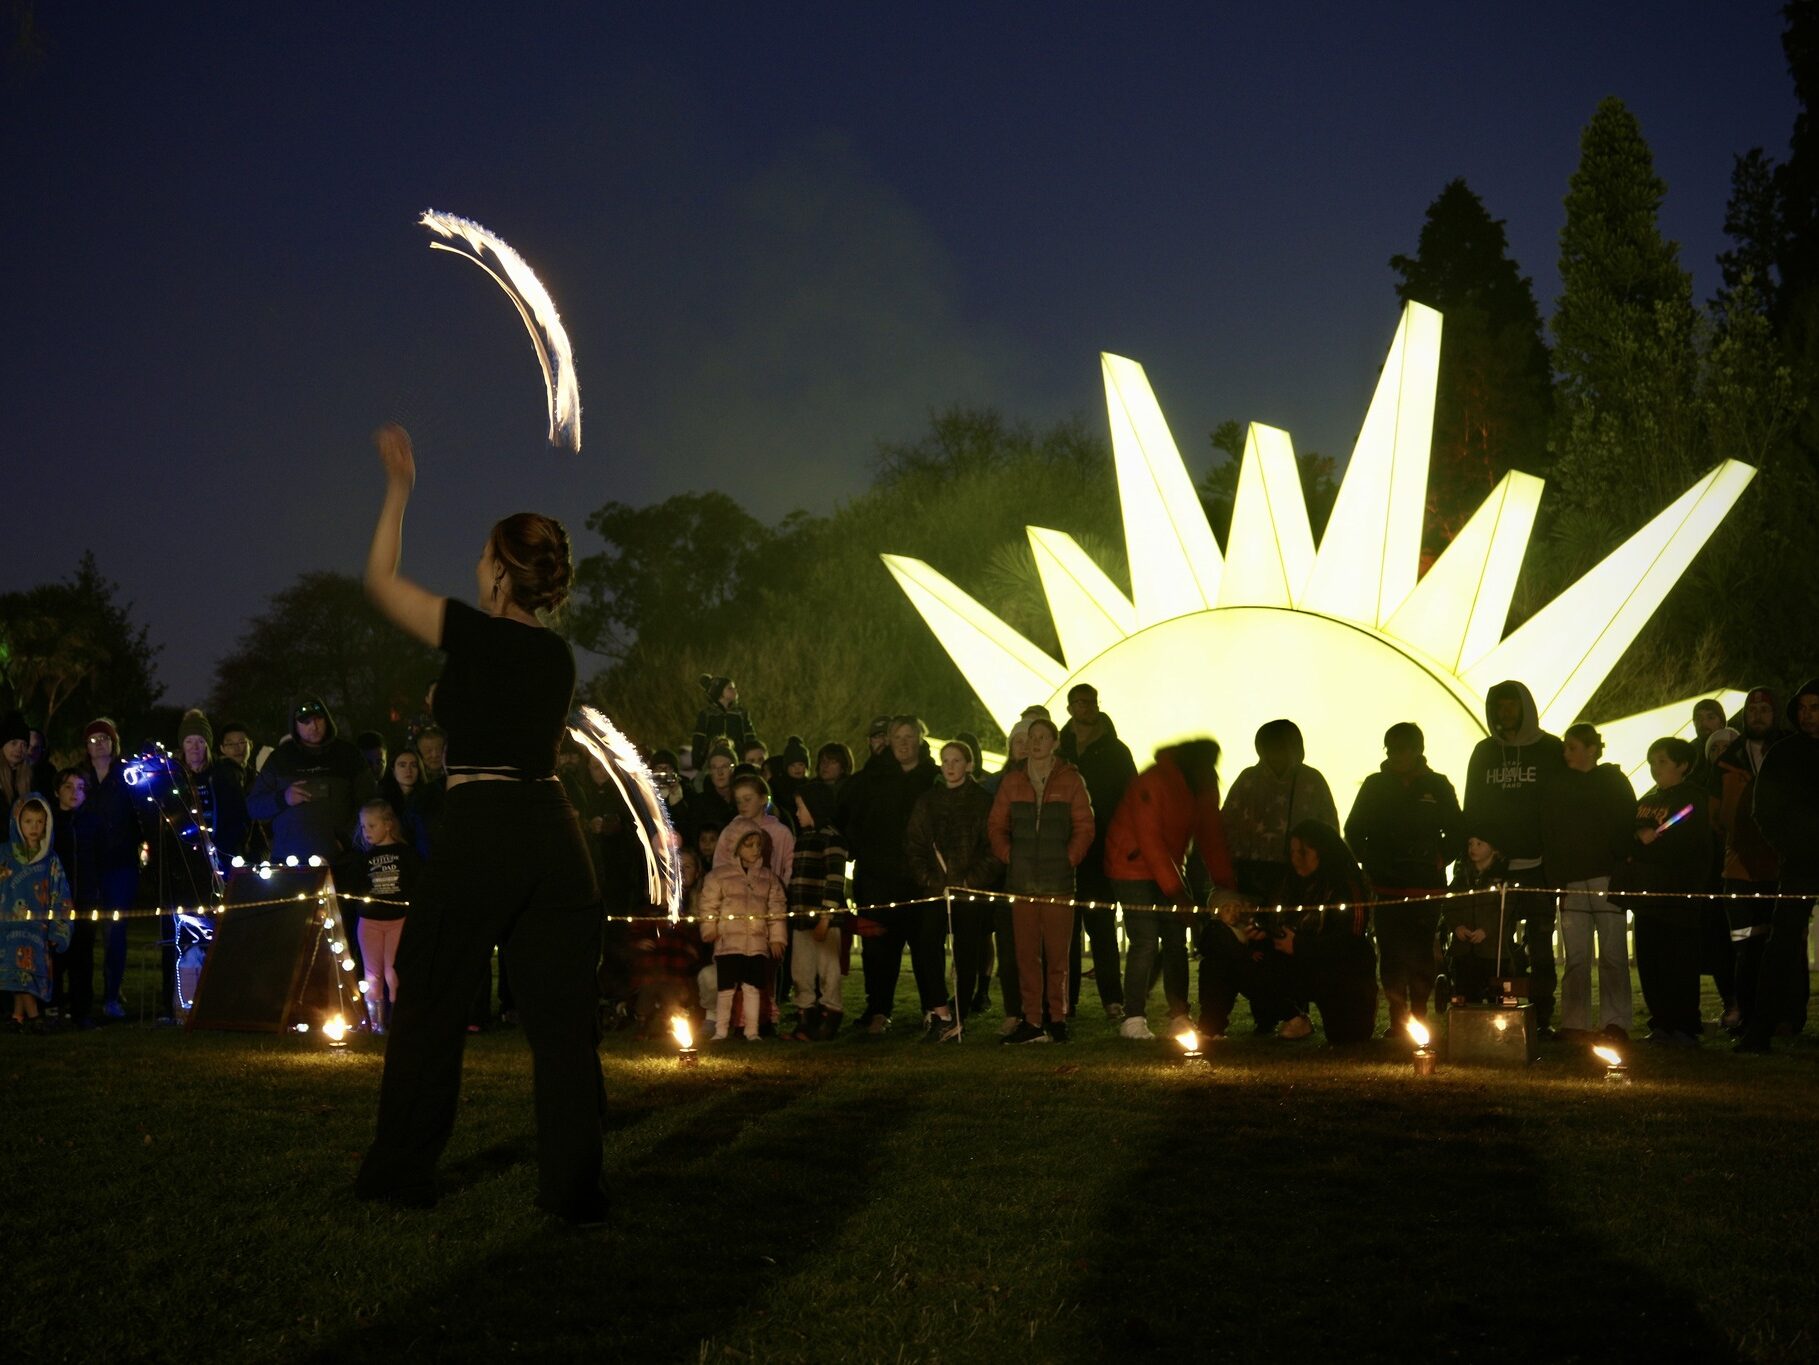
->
[[6, 7, 1819, 755]]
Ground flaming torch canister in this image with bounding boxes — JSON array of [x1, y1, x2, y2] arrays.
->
[[672, 1014, 699, 1068], [1593, 1044, 1629, 1084], [1174, 1026, 1209, 1066], [1407, 1017, 1437, 1076]]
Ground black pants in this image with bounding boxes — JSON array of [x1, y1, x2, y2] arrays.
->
[[1297, 941, 1380, 1044], [1509, 869, 1556, 1025], [1374, 899, 1440, 1030], [51, 921, 96, 1021], [1724, 880, 1775, 1029], [1742, 889, 1814, 1047], [1700, 903, 1736, 1007], [860, 901, 946, 1019], [1634, 903, 1703, 1037], [993, 900, 1021, 1020], [950, 898, 993, 1015], [1069, 905, 1123, 1012], [358, 781, 605, 1218], [1197, 923, 1295, 1034]]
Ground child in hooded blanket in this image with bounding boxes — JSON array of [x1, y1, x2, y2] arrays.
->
[[2, 796, 74, 1027]]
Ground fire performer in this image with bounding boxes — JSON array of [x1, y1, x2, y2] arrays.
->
[[354, 423, 608, 1226]]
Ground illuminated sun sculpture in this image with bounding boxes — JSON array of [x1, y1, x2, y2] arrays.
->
[[884, 302, 1756, 803]]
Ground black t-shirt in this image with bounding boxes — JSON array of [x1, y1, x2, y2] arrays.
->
[[433, 599, 576, 779]]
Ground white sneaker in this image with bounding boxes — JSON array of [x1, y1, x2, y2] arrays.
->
[[1120, 1015, 1155, 1040], [1277, 1014, 1313, 1040]]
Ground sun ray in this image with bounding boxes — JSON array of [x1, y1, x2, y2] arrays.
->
[[1217, 421, 1316, 608], [1027, 527, 1136, 669], [1594, 689, 1749, 789], [882, 554, 1067, 730], [1384, 470, 1543, 672], [1465, 460, 1758, 732], [1100, 353, 1223, 626], [1300, 301, 1442, 626]]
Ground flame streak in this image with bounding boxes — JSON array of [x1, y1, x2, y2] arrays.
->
[[568, 706, 683, 921], [1592, 1045, 1624, 1067], [1405, 1017, 1431, 1048], [419, 209, 582, 451]]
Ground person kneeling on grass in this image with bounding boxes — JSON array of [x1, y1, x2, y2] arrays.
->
[[700, 829, 786, 1042], [2, 796, 74, 1031], [1259, 821, 1377, 1045]]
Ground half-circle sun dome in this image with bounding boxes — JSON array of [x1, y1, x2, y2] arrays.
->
[[885, 301, 1755, 802]]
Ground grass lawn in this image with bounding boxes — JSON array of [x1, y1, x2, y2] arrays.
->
[[6, 922, 1816, 1364]]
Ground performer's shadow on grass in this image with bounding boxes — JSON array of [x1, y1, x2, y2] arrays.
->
[[1065, 1077, 1735, 1363], [310, 1073, 916, 1360]]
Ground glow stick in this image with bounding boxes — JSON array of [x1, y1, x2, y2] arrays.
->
[[1655, 803, 1696, 834], [419, 209, 582, 451]]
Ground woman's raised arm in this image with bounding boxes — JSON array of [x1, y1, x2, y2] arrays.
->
[[365, 423, 446, 648]]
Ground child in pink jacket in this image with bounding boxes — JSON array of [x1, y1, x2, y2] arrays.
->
[[699, 828, 787, 1041]]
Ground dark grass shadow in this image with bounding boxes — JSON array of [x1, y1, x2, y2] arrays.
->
[[307, 1074, 919, 1362], [1064, 1072, 1739, 1364]]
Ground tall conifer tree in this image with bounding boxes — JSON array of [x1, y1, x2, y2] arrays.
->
[[1390, 179, 1552, 550]]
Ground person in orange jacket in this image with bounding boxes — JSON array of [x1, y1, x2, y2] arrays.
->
[[1101, 739, 1238, 1039], [988, 717, 1094, 1043]]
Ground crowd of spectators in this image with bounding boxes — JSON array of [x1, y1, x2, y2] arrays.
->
[[2, 669, 1815, 1057]]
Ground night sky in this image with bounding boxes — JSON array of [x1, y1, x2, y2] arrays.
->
[[1, 2, 1796, 703]]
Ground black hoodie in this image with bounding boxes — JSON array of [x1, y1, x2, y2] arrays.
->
[[840, 746, 939, 901], [1344, 761, 1463, 890], [245, 694, 373, 861], [1751, 678, 1819, 889], [1462, 680, 1565, 866], [1538, 762, 1637, 884]]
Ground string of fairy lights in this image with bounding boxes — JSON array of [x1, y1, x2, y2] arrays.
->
[[12, 876, 1813, 924]]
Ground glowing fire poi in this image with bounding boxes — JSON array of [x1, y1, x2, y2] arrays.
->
[[568, 706, 685, 921], [419, 209, 582, 451]]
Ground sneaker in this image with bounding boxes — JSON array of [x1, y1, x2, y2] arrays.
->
[[1105, 1002, 1125, 1021], [1276, 1014, 1314, 1040], [865, 1014, 890, 1037], [922, 1011, 953, 1042], [938, 1017, 964, 1043], [1047, 1021, 1069, 1043], [1002, 1021, 1049, 1045], [1119, 1015, 1155, 1041], [998, 1016, 1023, 1038], [1601, 1024, 1631, 1043], [102, 1000, 126, 1021]]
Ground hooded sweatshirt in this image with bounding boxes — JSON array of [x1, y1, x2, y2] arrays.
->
[[245, 695, 374, 861], [1462, 680, 1565, 868], [0, 796, 74, 1001], [1714, 695, 1790, 884], [1751, 679, 1819, 889], [1538, 761, 1637, 884]]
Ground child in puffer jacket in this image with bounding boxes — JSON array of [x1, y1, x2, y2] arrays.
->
[[699, 828, 787, 1041]]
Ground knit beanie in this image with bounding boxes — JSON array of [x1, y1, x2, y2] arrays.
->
[[84, 717, 121, 752], [780, 734, 810, 769], [0, 710, 28, 747], [699, 674, 734, 704], [178, 708, 213, 748]]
